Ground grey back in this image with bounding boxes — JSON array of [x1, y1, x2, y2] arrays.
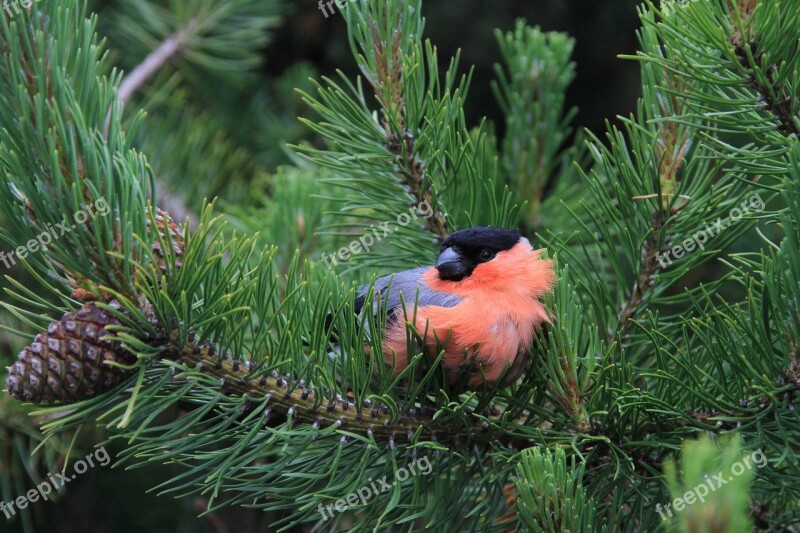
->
[[355, 267, 462, 325]]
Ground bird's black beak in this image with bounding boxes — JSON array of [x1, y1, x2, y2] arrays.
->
[[435, 247, 468, 281]]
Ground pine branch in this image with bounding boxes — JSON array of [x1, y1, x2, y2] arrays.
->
[[386, 131, 449, 242], [116, 20, 196, 105], [639, 0, 800, 162], [358, 2, 448, 241], [104, 0, 287, 228], [725, 0, 800, 136], [514, 447, 606, 532], [613, 214, 663, 345], [492, 22, 581, 231], [663, 434, 756, 531], [609, 17, 712, 345], [0, 1, 154, 298], [173, 336, 533, 449], [733, 43, 800, 136]]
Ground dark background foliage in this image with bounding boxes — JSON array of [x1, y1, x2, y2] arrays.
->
[[272, 0, 642, 141]]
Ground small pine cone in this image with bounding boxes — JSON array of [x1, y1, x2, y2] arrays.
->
[[6, 303, 136, 404], [148, 208, 185, 272], [68, 207, 185, 301]]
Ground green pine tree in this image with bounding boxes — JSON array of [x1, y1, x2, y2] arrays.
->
[[1, 0, 798, 531]]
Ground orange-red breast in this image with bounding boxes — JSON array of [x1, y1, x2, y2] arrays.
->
[[355, 227, 555, 389]]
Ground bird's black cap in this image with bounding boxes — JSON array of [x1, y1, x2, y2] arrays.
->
[[436, 227, 522, 281], [440, 227, 521, 254]]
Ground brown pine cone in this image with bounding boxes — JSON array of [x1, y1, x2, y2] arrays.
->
[[6, 303, 136, 404]]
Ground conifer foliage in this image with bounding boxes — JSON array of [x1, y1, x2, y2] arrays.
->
[[0, 0, 799, 531]]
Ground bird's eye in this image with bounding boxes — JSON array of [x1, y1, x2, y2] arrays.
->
[[479, 249, 495, 262]]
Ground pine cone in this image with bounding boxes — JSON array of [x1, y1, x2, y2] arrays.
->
[[6, 303, 136, 404], [70, 207, 185, 302], [147, 207, 185, 272]]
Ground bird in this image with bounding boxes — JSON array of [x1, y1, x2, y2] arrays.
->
[[354, 226, 555, 389]]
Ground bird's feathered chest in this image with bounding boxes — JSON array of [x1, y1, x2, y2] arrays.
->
[[416, 288, 546, 354]]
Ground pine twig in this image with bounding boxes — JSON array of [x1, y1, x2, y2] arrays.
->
[[116, 20, 197, 104], [387, 131, 449, 242], [727, 1, 800, 136], [109, 20, 200, 228], [612, 216, 663, 345], [611, 69, 692, 345], [364, 7, 449, 242], [733, 42, 800, 137]]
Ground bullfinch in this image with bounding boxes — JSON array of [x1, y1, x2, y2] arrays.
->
[[355, 227, 555, 389]]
